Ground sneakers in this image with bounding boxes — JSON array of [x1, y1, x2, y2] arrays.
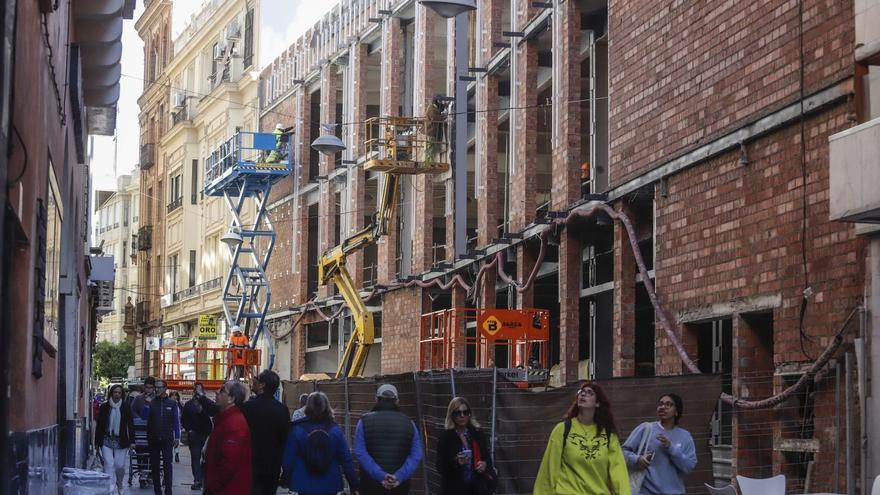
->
[[175, 453, 180, 463], [191, 482, 202, 491]]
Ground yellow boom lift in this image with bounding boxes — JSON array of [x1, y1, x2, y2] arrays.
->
[[319, 115, 448, 378]]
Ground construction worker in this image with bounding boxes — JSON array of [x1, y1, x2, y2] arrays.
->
[[266, 123, 294, 163], [229, 327, 249, 379], [424, 96, 447, 162]]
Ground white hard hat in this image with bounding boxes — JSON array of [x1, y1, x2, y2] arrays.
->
[[275, 123, 283, 130], [232, 325, 242, 333]]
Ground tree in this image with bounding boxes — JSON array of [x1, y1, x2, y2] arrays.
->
[[93, 340, 135, 382]]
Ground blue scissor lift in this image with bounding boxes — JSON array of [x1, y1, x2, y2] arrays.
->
[[204, 131, 294, 350]]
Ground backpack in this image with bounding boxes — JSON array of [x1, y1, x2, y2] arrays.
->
[[303, 423, 334, 474]]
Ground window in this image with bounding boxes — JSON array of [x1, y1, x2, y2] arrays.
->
[[856, 62, 880, 122], [191, 159, 198, 204], [122, 241, 127, 267], [169, 253, 178, 295], [39, 166, 63, 351], [189, 250, 196, 287], [306, 321, 331, 351], [243, 8, 254, 68], [123, 200, 129, 226], [170, 174, 182, 201]]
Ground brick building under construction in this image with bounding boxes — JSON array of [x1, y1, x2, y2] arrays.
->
[[255, 0, 879, 490]]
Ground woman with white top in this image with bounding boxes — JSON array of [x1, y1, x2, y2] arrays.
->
[[95, 384, 135, 493]]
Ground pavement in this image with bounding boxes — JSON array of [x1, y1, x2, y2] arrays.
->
[[121, 444, 290, 495], [125, 444, 199, 494]]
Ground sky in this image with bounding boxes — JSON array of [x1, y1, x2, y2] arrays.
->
[[90, 0, 338, 192]]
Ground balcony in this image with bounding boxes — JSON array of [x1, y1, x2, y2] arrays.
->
[[171, 107, 189, 127], [136, 300, 151, 327], [140, 143, 155, 170], [829, 118, 880, 223], [166, 197, 182, 214], [137, 225, 152, 251], [171, 277, 222, 303]]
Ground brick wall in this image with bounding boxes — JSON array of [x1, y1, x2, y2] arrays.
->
[[609, 0, 855, 185], [380, 287, 423, 374]]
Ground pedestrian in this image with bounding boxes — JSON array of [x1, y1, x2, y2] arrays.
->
[[533, 382, 630, 495], [436, 397, 495, 495], [181, 382, 215, 491], [95, 384, 135, 493], [241, 370, 291, 495], [291, 393, 308, 422], [353, 384, 423, 495], [131, 376, 156, 419], [281, 391, 359, 495], [204, 381, 252, 495], [622, 393, 696, 495], [144, 379, 180, 495], [168, 391, 183, 463]]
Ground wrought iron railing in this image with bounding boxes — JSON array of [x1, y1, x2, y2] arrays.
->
[[166, 197, 182, 213], [171, 277, 222, 303], [137, 225, 152, 251], [139, 143, 155, 170]]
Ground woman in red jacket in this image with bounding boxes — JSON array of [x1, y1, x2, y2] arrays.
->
[[205, 381, 252, 494]]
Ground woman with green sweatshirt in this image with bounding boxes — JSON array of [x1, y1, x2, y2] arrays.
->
[[533, 382, 631, 495]]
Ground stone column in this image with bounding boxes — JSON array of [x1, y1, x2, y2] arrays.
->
[[291, 88, 311, 305]]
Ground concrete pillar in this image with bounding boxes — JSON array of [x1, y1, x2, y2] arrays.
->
[[348, 43, 368, 289], [612, 203, 635, 377], [378, 17, 402, 284], [479, 0, 504, 62], [318, 65, 338, 298]]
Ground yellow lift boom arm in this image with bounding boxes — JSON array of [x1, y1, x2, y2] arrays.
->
[[318, 171, 401, 378]]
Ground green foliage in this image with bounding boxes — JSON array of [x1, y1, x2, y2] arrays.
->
[[93, 340, 135, 382]]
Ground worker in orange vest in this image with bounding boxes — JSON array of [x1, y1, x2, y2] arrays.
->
[[229, 327, 249, 379]]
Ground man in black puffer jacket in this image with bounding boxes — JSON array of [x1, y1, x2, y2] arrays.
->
[[143, 379, 180, 495], [354, 384, 424, 495], [181, 382, 214, 491], [241, 370, 290, 495]]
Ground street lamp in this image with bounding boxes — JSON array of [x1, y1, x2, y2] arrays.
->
[[419, 0, 473, 257], [220, 228, 243, 248], [311, 124, 348, 155], [418, 0, 476, 18]]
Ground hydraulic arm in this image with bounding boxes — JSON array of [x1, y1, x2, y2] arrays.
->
[[318, 116, 449, 378], [318, 173, 400, 378]]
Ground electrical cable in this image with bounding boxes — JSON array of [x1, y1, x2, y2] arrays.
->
[[7, 125, 28, 187], [41, 14, 66, 127]]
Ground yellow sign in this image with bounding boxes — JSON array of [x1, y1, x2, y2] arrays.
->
[[198, 315, 218, 340], [482, 315, 502, 336]]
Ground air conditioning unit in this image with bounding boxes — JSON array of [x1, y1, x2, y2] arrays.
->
[[213, 42, 227, 60], [173, 92, 186, 109], [226, 22, 241, 41], [160, 294, 173, 308]]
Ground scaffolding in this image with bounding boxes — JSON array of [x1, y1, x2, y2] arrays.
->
[[204, 131, 294, 353], [419, 307, 551, 385]]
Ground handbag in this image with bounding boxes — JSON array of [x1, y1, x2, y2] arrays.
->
[[471, 439, 497, 495], [627, 422, 653, 495]]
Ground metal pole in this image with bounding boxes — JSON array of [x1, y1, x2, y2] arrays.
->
[[413, 372, 430, 495], [453, 10, 468, 257], [491, 366, 497, 459], [450, 368, 457, 398], [836, 359, 841, 491], [344, 376, 351, 442], [846, 351, 855, 495], [855, 336, 867, 495]]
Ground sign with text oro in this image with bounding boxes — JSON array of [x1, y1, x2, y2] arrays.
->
[[477, 309, 549, 340], [198, 315, 218, 340]]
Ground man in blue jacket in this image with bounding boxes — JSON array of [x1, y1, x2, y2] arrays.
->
[[143, 379, 180, 495], [354, 384, 423, 495]]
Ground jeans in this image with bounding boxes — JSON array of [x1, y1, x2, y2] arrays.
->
[[186, 431, 207, 484], [148, 438, 174, 495], [100, 446, 128, 488]]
